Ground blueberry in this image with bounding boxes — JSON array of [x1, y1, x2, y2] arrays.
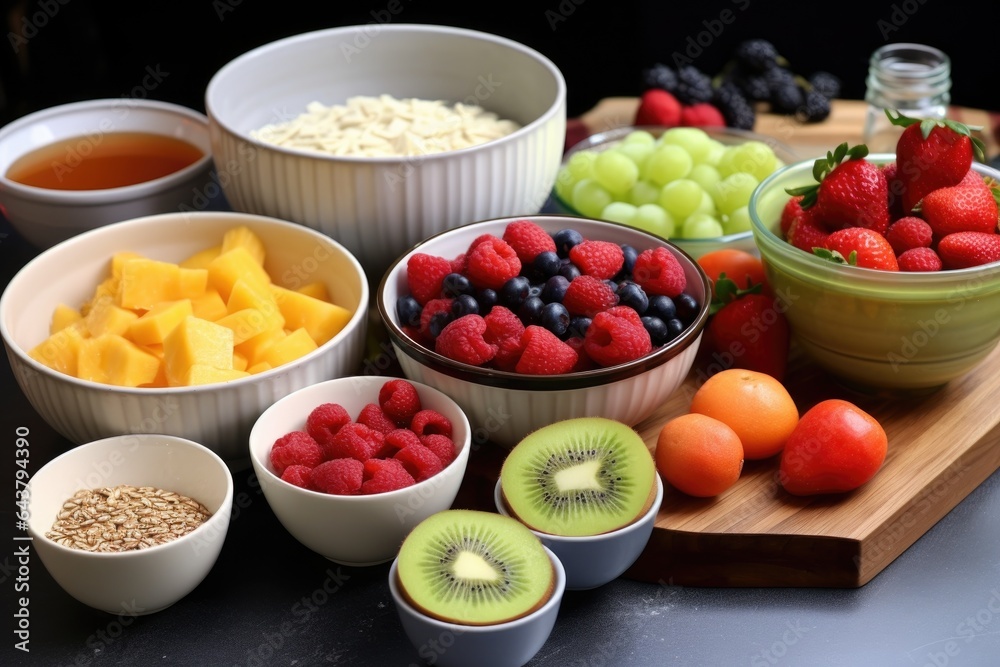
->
[[647, 295, 677, 321], [675, 293, 701, 323], [553, 228, 584, 258], [450, 294, 480, 318], [568, 316, 592, 338], [558, 261, 581, 281], [533, 250, 562, 279], [442, 272, 474, 298], [541, 275, 570, 303], [518, 295, 545, 323], [540, 302, 570, 337], [527, 283, 543, 300], [499, 275, 531, 310], [428, 311, 452, 338], [619, 244, 638, 277], [615, 281, 649, 314], [665, 317, 686, 339], [641, 315, 670, 346], [395, 295, 422, 328], [477, 288, 498, 314]]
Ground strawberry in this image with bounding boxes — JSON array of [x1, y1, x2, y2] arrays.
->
[[679, 103, 726, 128], [815, 227, 899, 271], [916, 174, 1000, 239], [705, 292, 790, 381], [887, 110, 986, 214], [780, 195, 804, 237], [635, 89, 682, 127], [786, 143, 890, 235], [937, 232, 1000, 269], [785, 206, 829, 253]]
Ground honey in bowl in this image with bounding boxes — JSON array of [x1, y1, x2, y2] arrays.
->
[[6, 131, 204, 190]]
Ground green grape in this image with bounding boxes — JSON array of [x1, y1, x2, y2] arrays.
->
[[681, 213, 725, 239], [659, 127, 713, 164], [724, 205, 752, 235], [601, 201, 638, 225], [554, 166, 578, 204], [615, 142, 654, 173], [688, 164, 721, 194], [630, 203, 676, 239], [593, 149, 640, 196], [628, 179, 661, 207], [715, 146, 739, 177], [572, 178, 613, 218], [714, 172, 760, 216], [728, 141, 779, 182], [691, 190, 717, 217], [622, 129, 656, 145], [643, 144, 693, 186], [702, 140, 726, 166], [658, 178, 704, 220], [565, 150, 598, 181]]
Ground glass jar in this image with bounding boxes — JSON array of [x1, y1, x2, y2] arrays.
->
[[863, 43, 951, 153]]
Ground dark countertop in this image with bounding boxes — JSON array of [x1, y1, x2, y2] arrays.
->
[[3, 213, 1000, 667]]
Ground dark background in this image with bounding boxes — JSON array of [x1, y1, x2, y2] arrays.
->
[[0, 0, 997, 127]]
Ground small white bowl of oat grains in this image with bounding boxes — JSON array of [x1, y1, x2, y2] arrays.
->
[[205, 23, 567, 280], [25, 434, 233, 614]]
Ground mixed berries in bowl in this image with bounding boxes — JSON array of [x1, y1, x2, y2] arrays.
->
[[377, 215, 711, 448], [749, 112, 1000, 393]]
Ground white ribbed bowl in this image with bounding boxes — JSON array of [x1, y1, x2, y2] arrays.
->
[[377, 215, 710, 448], [205, 23, 567, 280], [1, 212, 368, 461]]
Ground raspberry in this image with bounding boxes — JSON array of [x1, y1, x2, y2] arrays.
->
[[584, 308, 653, 367], [464, 235, 522, 290], [568, 240, 625, 279], [483, 305, 526, 371], [269, 431, 325, 476], [305, 403, 351, 449], [310, 458, 364, 495], [885, 217, 933, 255], [406, 253, 452, 305], [515, 325, 579, 375], [603, 304, 644, 329], [280, 465, 315, 490], [898, 246, 943, 272], [565, 336, 597, 372], [450, 253, 466, 274], [563, 275, 619, 317], [384, 428, 423, 452], [420, 434, 456, 467], [679, 102, 726, 127], [323, 422, 384, 461], [378, 379, 422, 427], [357, 403, 397, 435], [394, 443, 445, 482], [633, 247, 686, 297], [418, 297, 453, 341], [410, 409, 453, 438], [780, 195, 804, 236], [501, 219, 557, 264], [434, 314, 498, 366], [361, 458, 415, 494]]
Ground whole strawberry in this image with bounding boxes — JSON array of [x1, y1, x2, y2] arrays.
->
[[706, 293, 790, 381], [815, 227, 899, 271], [887, 110, 986, 214], [937, 232, 1000, 269], [786, 143, 890, 235], [635, 89, 682, 127], [917, 173, 1000, 239]]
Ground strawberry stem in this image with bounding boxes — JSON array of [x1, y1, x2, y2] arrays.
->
[[785, 142, 869, 208], [884, 109, 987, 162], [709, 273, 762, 315]]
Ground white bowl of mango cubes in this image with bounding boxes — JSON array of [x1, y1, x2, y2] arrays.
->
[[0, 211, 368, 461]]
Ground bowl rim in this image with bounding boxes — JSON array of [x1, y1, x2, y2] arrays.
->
[[248, 375, 472, 502], [376, 213, 712, 391], [0, 98, 214, 204], [204, 23, 567, 165], [749, 153, 1000, 284], [25, 433, 235, 559], [0, 210, 370, 395]]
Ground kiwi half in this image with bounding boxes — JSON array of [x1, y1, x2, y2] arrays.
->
[[396, 510, 554, 626], [500, 417, 656, 537]]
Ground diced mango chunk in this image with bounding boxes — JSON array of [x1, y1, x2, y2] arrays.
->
[[190, 290, 228, 322], [215, 308, 276, 345], [178, 268, 209, 299], [271, 284, 351, 345], [77, 334, 162, 387], [111, 251, 145, 279], [259, 327, 318, 368], [208, 247, 272, 301], [118, 259, 181, 310], [246, 361, 273, 375], [81, 276, 120, 316], [127, 300, 194, 346], [83, 297, 139, 337], [295, 281, 330, 301], [50, 304, 82, 334], [183, 364, 250, 386], [232, 351, 248, 372], [29, 325, 85, 376], [163, 317, 234, 387], [234, 326, 286, 367], [179, 245, 221, 270], [221, 226, 266, 265]]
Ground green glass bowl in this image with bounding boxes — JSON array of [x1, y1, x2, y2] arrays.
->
[[749, 154, 1000, 394]]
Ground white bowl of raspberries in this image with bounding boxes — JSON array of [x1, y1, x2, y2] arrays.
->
[[248, 375, 471, 566], [377, 215, 712, 448]]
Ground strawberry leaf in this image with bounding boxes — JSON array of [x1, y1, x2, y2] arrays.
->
[[885, 108, 986, 162], [709, 273, 762, 315], [812, 247, 857, 266], [783, 142, 868, 209]]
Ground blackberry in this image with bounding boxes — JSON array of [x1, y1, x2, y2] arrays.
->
[[712, 83, 756, 130], [641, 63, 678, 93], [736, 73, 771, 102], [674, 65, 714, 105], [763, 66, 796, 92], [770, 83, 805, 115], [799, 89, 832, 123], [734, 39, 781, 73], [808, 71, 842, 99]]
